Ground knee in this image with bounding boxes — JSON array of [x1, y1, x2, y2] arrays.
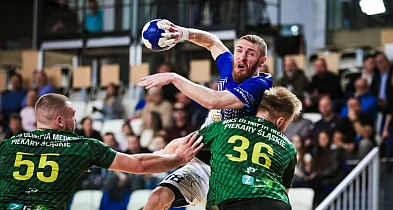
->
[[148, 186, 174, 205]]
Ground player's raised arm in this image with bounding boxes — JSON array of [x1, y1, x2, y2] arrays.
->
[[159, 20, 229, 60], [108, 133, 203, 174]]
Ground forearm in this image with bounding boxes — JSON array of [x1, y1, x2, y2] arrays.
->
[[110, 153, 182, 174], [171, 74, 220, 109]]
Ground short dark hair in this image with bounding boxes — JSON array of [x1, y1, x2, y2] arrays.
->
[[81, 117, 92, 125], [363, 54, 374, 62], [9, 113, 22, 122]]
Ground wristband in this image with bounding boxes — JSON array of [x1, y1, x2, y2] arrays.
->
[[177, 26, 189, 40]]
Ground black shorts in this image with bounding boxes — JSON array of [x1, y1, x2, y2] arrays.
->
[[218, 198, 291, 210]]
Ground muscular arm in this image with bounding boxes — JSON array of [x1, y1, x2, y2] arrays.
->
[[171, 73, 244, 110], [184, 28, 229, 60], [108, 152, 183, 174]]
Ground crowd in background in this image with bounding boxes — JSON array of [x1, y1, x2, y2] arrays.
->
[[0, 52, 392, 207]]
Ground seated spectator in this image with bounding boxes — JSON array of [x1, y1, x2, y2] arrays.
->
[[305, 58, 343, 112], [22, 71, 56, 107], [94, 83, 124, 120], [2, 73, 27, 129], [341, 78, 378, 120], [155, 64, 179, 103], [140, 112, 165, 151], [308, 131, 343, 203], [283, 111, 313, 141], [20, 89, 39, 131], [4, 114, 26, 139], [75, 117, 102, 141], [291, 135, 312, 188], [276, 58, 309, 101], [345, 54, 378, 96], [333, 97, 375, 159], [85, 0, 103, 32], [102, 132, 119, 151], [126, 134, 151, 155], [142, 87, 173, 128], [308, 95, 343, 149], [166, 102, 198, 142], [116, 122, 135, 152], [176, 92, 208, 127]]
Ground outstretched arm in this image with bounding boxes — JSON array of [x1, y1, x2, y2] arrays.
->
[[158, 20, 229, 60], [108, 133, 203, 174], [138, 73, 245, 110]]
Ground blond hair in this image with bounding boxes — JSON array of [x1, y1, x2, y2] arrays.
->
[[236, 35, 267, 57], [259, 86, 302, 120]]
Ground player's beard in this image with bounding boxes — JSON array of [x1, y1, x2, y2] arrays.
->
[[232, 62, 259, 83]]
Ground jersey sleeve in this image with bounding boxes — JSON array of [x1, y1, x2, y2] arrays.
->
[[282, 153, 297, 188], [199, 122, 221, 146], [215, 51, 233, 78], [88, 138, 117, 169], [227, 74, 273, 112]]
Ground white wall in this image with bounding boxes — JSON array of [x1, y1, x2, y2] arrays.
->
[[268, 0, 327, 55]]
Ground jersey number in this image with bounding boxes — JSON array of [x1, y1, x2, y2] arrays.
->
[[13, 152, 60, 183], [225, 135, 274, 169]]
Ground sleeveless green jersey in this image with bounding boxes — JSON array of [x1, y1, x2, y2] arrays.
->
[[0, 130, 116, 210], [199, 116, 297, 208]]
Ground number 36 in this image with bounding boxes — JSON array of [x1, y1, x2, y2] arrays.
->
[[225, 135, 274, 169]]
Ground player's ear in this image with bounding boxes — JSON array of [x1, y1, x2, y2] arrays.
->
[[55, 116, 63, 127]]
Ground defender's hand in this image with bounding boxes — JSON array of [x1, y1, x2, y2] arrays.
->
[[175, 132, 204, 165]]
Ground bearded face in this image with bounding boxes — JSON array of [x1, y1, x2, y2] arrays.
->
[[233, 39, 264, 83]]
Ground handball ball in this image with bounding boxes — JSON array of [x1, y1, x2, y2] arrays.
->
[[142, 19, 173, 52]]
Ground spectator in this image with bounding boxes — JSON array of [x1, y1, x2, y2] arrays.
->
[[341, 78, 378, 120], [176, 92, 208, 127], [20, 89, 39, 131], [85, 0, 103, 32], [95, 83, 124, 120], [75, 117, 102, 141], [44, 0, 78, 34], [308, 96, 343, 148], [333, 97, 375, 159], [1, 73, 27, 130], [102, 132, 119, 151], [140, 112, 165, 151], [305, 58, 343, 112], [155, 64, 179, 103], [142, 87, 173, 128], [166, 102, 198, 142], [4, 114, 26, 139], [345, 54, 378, 96], [276, 58, 309, 101], [374, 52, 393, 113], [291, 135, 312, 188], [283, 112, 313, 141], [22, 71, 56, 107], [308, 131, 343, 204]]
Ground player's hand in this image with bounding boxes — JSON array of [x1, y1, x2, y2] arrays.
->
[[158, 19, 187, 47], [174, 132, 204, 164], [138, 72, 176, 89]]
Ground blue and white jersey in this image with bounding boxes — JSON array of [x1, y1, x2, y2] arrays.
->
[[203, 51, 273, 127]]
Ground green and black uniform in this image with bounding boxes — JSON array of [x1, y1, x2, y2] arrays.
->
[[0, 130, 116, 210], [199, 116, 297, 210]]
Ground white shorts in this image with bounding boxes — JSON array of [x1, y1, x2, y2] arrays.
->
[[159, 157, 211, 207]]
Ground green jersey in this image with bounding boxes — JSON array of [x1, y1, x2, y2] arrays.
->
[[200, 116, 297, 208], [0, 130, 116, 210]]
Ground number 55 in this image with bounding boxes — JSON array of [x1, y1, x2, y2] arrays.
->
[[13, 152, 60, 183]]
